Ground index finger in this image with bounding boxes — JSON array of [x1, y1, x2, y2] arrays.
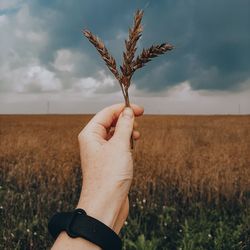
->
[[84, 103, 144, 139]]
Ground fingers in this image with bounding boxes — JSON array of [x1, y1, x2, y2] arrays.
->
[[109, 105, 143, 127], [107, 128, 140, 141], [91, 103, 143, 129], [83, 103, 144, 140], [106, 115, 140, 141], [132, 130, 140, 140], [111, 107, 134, 148], [133, 121, 138, 129], [111, 116, 139, 129]]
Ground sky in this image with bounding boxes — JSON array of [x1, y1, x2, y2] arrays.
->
[[0, 0, 250, 114]]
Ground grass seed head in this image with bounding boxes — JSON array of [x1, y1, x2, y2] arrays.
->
[[82, 9, 174, 107]]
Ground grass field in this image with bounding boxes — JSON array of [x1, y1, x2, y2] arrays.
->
[[0, 115, 250, 249]]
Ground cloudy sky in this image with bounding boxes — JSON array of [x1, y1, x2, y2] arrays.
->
[[0, 0, 249, 114]]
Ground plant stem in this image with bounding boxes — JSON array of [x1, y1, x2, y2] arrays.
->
[[124, 87, 134, 149], [118, 79, 127, 101], [125, 90, 130, 107]]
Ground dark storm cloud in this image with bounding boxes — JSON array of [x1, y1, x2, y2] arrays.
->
[[133, 0, 250, 91], [28, 0, 142, 70], [10, 0, 250, 92]]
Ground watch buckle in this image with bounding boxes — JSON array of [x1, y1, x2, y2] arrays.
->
[[67, 208, 87, 238]]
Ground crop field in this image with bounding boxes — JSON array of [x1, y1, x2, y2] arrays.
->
[[0, 115, 250, 249]]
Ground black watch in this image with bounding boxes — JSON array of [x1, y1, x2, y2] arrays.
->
[[48, 208, 122, 250]]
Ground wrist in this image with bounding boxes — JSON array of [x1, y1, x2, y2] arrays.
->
[[76, 191, 124, 233]]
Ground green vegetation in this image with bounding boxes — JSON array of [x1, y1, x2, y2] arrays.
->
[[0, 182, 249, 249]]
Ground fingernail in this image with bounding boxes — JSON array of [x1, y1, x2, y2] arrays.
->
[[123, 107, 134, 119]]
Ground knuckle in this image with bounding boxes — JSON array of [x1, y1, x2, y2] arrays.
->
[[78, 129, 87, 142], [77, 132, 83, 142]]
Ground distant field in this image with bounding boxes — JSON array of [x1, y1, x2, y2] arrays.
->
[[0, 115, 250, 249]]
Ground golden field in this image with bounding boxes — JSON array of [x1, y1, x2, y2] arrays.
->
[[0, 114, 250, 249], [1, 115, 249, 201]]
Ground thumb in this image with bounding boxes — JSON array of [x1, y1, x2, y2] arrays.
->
[[112, 107, 134, 147]]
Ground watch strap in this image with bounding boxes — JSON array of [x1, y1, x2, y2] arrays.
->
[[48, 208, 122, 250]]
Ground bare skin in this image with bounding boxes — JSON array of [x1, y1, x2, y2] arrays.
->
[[51, 103, 144, 249]]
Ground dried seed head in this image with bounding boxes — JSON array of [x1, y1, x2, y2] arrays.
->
[[120, 9, 144, 88], [82, 29, 120, 82], [82, 9, 174, 110], [132, 43, 174, 72]]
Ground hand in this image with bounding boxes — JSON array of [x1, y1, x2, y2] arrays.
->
[[77, 103, 144, 234]]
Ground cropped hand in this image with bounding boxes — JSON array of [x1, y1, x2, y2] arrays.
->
[[77, 103, 144, 234]]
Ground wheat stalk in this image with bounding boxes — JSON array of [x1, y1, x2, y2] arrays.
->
[[120, 10, 143, 89], [132, 43, 174, 72], [82, 9, 174, 148], [82, 30, 126, 100]]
